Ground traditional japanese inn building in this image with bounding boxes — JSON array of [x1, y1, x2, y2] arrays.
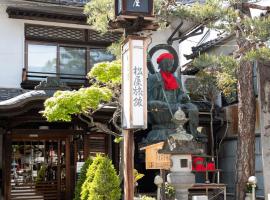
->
[[0, 1, 121, 199]]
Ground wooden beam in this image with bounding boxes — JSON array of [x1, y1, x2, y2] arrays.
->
[[66, 136, 71, 200], [123, 129, 134, 200]]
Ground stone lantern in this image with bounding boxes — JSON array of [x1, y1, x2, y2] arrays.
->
[[159, 108, 204, 200]]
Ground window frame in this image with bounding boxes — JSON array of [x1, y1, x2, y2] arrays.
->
[[24, 40, 90, 77], [25, 40, 112, 81]]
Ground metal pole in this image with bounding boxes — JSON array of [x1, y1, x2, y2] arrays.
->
[[252, 185, 256, 200], [124, 129, 134, 200]]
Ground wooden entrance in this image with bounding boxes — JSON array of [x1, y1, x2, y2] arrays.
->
[[6, 132, 71, 200]]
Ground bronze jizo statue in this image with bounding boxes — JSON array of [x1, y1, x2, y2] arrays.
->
[[145, 52, 200, 143]]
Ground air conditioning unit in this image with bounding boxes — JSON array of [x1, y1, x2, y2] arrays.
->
[[192, 196, 208, 200]]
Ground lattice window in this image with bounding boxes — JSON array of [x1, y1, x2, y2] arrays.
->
[[88, 30, 122, 43], [25, 24, 86, 42], [88, 133, 108, 156]]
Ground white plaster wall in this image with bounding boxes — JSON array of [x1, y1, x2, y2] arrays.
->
[[0, 5, 96, 89], [0, 6, 24, 88]]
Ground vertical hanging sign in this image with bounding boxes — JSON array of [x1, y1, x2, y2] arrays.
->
[[122, 36, 147, 129]]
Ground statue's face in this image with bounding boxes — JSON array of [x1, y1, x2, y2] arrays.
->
[[158, 59, 174, 72]]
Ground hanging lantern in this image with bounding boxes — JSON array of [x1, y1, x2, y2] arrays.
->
[[115, 0, 154, 18], [122, 36, 148, 129]]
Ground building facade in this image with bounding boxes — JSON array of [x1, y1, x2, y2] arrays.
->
[[0, 1, 121, 199]]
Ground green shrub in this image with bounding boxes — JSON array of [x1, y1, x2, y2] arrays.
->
[[73, 157, 93, 200], [35, 164, 47, 184], [141, 195, 156, 200], [81, 155, 121, 200], [165, 182, 175, 199]]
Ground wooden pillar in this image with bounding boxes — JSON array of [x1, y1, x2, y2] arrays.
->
[[123, 129, 134, 200], [83, 134, 89, 160], [257, 61, 270, 199], [160, 170, 166, 200], [3, 133, 11, 200], [65, 136, 71, 200], [57, 140, 61, 200]]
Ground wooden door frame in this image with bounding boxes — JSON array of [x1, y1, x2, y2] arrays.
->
[[7, 131, 75, 200]]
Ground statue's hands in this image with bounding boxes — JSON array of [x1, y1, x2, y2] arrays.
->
[[180, 93, 190, 103], [148, 100, 169, 111]]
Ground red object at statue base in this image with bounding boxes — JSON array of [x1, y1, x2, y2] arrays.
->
[[192, 156, 206, 171], [206, 162, 216, 171]]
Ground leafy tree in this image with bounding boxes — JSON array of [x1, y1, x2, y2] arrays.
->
[[163, 1, 270, 199], [43, 60, 122, 138], [74, 157, 93, 200], [81, 155, 121, 200]]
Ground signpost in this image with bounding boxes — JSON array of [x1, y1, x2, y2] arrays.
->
[[141, 142, 170, 200], [122, 36, 148, 200], [114, 1, 155, 199], [141, 142, 171, 170]]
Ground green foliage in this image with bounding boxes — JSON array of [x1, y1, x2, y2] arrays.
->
[[244, 16, 270, 42], [81, 155, 121, 200], [84, 0, 114, 33], [81, 155, 104, 200], [193, 54, 238, 97], [165, 182, 175, 199], [43, 60, 122, 122], [141, 196, 156, 200], [107, 39, 123, 60], [114, 136, 124, 143], [43, 86, 112, 122], [88, 60, 122, 85], [74, 157, 93, 200], [133, 169, 144, 185], [245, 182, 257, 193], [35, 164, 47, 184], [244, 47, 270, 62]]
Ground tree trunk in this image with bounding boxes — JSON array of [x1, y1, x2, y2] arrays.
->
[[235, 60, 256, 200]]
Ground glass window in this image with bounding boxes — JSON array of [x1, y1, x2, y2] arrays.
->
[[28, 44, 57, 73], [89, 49, 115, 69], [60, 46, 86, 75]]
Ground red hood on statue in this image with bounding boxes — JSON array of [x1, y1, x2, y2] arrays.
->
[[157, 53, 179, 90]]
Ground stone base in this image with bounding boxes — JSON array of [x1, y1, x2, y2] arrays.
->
[[167, 172, 195, 200]]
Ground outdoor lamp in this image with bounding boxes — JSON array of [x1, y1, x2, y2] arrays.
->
[[248, 176, 257, 184], [115, 0, 154, 18], [248, 176, 257, 200]]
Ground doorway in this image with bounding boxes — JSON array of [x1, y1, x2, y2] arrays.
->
[[9, 134, 71, 200]]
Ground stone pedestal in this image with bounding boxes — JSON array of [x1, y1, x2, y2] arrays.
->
[[167, 172, 195, 200]]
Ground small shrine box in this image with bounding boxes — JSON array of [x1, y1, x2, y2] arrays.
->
[[141, 142, 171, 170]]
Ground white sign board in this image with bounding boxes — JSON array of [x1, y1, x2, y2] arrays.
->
[[122, 37, 147, 129], [76, 162, 85, 173]]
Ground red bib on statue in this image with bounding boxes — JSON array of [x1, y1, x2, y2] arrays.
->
[[160, 71, 179, 90]]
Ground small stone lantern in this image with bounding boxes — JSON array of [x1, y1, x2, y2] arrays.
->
[[159, 108, 204, 200]]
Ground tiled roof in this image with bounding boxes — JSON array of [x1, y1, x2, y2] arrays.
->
[[0, 88, 28, 101], [0, 89, 55, 111], [184, 34, 232, 60]]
